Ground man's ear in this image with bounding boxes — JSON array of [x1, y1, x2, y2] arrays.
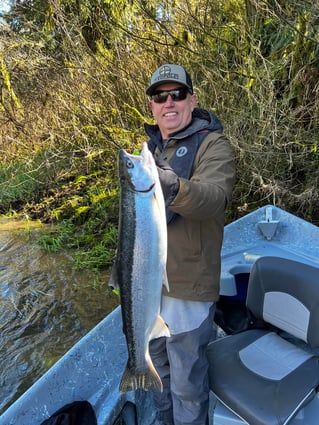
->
[[191, 94, 198, 111]]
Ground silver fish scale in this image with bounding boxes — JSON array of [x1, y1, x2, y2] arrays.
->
[[114, 143, 169, 393]]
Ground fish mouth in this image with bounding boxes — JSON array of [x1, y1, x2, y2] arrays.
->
[[119, 146, 156, 192], [133, 182, 155, 193]]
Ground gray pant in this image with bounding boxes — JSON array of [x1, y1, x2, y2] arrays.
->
[[149, 305, 216, 425]]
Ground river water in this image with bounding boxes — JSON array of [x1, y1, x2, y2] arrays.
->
[[0, 217, 119, 415]]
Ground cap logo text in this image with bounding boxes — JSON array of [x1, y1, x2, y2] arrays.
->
[[156, 65, 179, 82]]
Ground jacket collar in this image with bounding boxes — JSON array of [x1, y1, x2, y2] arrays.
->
[[144, 108, 223, 147]]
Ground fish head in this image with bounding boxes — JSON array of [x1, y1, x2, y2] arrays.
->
[[118, 143, 157, 193]]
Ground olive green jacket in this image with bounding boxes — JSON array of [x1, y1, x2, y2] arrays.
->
[[145, 109, 236, 301]]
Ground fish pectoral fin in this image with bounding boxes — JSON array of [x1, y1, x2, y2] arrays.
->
[[162, 270, 169, 292], [108, 264, 119, 291], [149, 315, 170, 341], [119, 362, 163, 393]]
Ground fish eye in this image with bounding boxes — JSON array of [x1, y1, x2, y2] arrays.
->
[[126, 159, 134, 169]]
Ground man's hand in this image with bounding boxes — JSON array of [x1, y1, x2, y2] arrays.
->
[[155, 155, 180, 206]]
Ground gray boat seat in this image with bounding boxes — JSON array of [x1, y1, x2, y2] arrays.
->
[[207, 256, 319, 425]]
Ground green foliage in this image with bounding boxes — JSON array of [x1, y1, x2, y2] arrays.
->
[[35, 178, 119, 270], [36, 220, 75, 252], [37, 219, 118, 270], [1, 0, 319, 263], [0, 156, 49, 212], [73, 226, 118, 271]]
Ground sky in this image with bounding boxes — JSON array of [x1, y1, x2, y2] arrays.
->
[[0, 0, 12, 15]]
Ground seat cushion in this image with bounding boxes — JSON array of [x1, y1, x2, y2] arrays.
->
[[207, 329, 319, 425], [246, 257, 319, 347]]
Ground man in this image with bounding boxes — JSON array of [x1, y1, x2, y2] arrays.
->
[[145, 64, 236, 425]]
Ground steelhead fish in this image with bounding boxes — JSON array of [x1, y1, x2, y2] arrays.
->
[[110, 142, 170, 393]]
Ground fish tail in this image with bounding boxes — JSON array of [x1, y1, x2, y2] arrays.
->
[[119, 362, 163, 393]]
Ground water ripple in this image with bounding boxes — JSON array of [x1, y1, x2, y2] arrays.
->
[[0, 218, 119, 414]]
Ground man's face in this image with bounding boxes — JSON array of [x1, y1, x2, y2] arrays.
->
[[149, 83, 197, 139]]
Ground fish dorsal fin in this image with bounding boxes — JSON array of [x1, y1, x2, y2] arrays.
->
[[108, 263, 119, 291]]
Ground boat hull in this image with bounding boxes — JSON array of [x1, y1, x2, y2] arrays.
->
[[1, 205, 319, 425]]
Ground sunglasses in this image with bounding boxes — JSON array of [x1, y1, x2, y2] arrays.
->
[[151, 87, 190, 103]]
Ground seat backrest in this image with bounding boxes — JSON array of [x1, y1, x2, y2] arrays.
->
[[246, 256, 319, 347]]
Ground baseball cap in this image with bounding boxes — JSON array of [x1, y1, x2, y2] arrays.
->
[[146, 64, 193, 96]]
